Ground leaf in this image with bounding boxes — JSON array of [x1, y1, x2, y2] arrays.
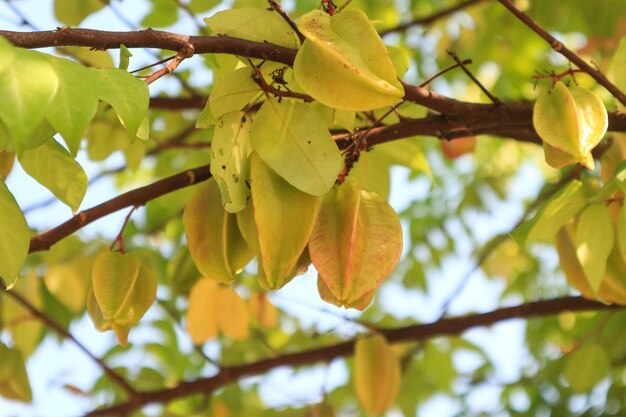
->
[[618, 203, 626, 262], [248, 292, 277, 328], [18, 138, 88, 212], [54, 0, 105, 25], [209, 68, 261, 119], [119, 45, 132, 71], [0, 151, 15, 180], [309, 178, 402, 309], [93, 68, 150, 139], [204, 7, 299, 48], [533, 82, 607, 165], [141, 0, 179, 27], [0, 49, 59, 151], [0, 182, 29, 284], [512, 180, 587, 244], [249, 153, 319, 289], [183, 178, 253, 283], [186, 277, 219, 345], [564, 345, 610, 392], [250, 98, 343, 196], [354, 334, 401, 415], [91, 251, 157, 346], [210, 112, 252, 213], [0, 343, 32, 403], [215, 287, 249, 340], [46, 57, 99, 155], [575, 204, 615, 293], [608, 36, 626, 110], [190, 0, 221, 13], [294, 9, 404, 111]]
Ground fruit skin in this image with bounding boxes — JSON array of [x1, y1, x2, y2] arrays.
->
[[556, 225, 626, 304], [354, 334, 401, 415], [440, 136, 476, 160]]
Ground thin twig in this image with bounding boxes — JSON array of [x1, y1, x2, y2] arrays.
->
[[3, 0, 39, 30], [131, 55, 176, 74], [145, 46, 195, 85], [268, 0, 305, 44], [109, 205, 139, 253], [380, 0, 486, 36], [496, 0, 626, 107], [418, 59, 473, 88], [0, 282, 139, 399], [447, 50, 500, 104]]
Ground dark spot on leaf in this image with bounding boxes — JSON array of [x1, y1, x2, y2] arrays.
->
[[221, 165, 226, 170], [232, 174, 239, 183]]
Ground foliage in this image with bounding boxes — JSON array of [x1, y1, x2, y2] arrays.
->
[[1, 0, 626, 416]]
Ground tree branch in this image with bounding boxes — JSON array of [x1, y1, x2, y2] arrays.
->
[[496, 0, 626, 107], [28, 165, 212, 253], [84, 296, 622, 416], [0, 282, 139, 399], [379, 0, 486, 37]]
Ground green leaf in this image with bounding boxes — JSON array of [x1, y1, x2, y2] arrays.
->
[[249, 153, 319, 289], [575, 204, 614, 293], [204, 7, 299, 48], [93, 68, 150, 139], [45, 257, 93, 314], [210, 112, 252, 212], [250, 98, 343, 196], [0, 49, 59, 151], [0, 37, 16, 73], [512, 180, 587, 243], [0, 343, 32, 402], [54, 0, 105, 25], [141, 0, 179, 27], [564, 345, 610, 392], [18, 139, 88, 212], [0, 182, 29, 284], [47, 57, 99, 156], [209, 68, 261, 119], [608, 36, 626, 110], [294, 9, 404, 111], [91, 251, 157, 346], [189, 0, 221, 13], [119, 45, 132, 71], [617, 203, 626, 262]]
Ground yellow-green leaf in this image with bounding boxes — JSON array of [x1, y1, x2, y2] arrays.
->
[[45, 257, 93, 313], [0, 343, 32, 403], [250, 98, 342, 196], [93, 68, 150, 139], [91, 252, 157, 346], [209, 68, 261, 119], [204, 7, 299, 49], [309, 179, 402, 309], [18, 138, 88, 212], [575, 204, 615, 293], [294, 9, 404, 111], [0, 49, 59, 151], [47, 57, 99, 155], [210, 112, 252, 213], [0, 182, 29, 284], [249, 153, 319, 289], [183, 178, 253, 283], [54, 0, 105, 25], [564, 344, 610, 392], [0, 151, 15, 180], [354, 334, 401, 415]]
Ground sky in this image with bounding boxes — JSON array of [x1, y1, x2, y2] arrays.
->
[[0, 2, 546, 416]]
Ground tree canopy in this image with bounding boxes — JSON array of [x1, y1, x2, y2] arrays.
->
[[2, 0, 626, 416]]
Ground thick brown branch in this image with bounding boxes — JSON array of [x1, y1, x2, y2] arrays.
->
[[28, 165, 212, 253], [497, 0, 626, 107], [0, 28, 297, 66], [85, 296, 621, 416]]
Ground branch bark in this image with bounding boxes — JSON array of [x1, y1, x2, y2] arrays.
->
[[85, 296, 622, 416]]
